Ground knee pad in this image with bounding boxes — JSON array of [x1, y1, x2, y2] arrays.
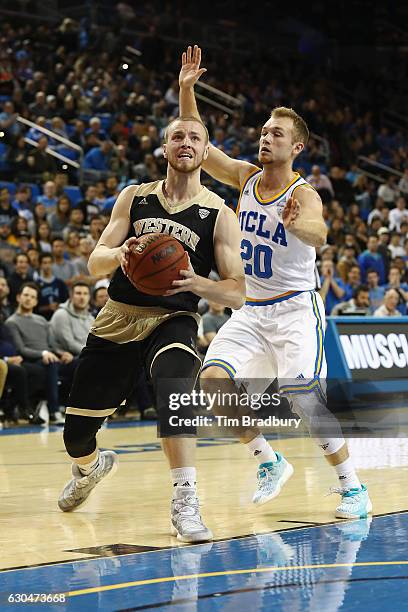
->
[[288, 389, 345, 454], [63, 413, 106, 458]]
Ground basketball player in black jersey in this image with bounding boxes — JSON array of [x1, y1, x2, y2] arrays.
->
[[57, 116, 245, 543]]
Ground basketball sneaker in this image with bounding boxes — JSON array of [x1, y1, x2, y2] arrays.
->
[[58, 451, 118, 512], [171, 487, 213, 543], [330, 484, 372, 519], [252, 452, 294, 505]]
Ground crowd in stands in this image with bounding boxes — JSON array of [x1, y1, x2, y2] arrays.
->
[[0, 7, 407, 426]]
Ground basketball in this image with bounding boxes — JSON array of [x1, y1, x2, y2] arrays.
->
[[127, 233, 189, 295]]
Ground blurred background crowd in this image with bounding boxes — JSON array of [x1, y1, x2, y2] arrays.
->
[[0, 0, 407, 426]]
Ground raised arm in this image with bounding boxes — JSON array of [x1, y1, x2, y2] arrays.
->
[[179, 45, 258, 190], [282, 185, 328, 248], [87, 185, 138, 276]]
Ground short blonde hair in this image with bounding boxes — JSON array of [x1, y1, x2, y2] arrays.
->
[[270, 107, 309, 145], [164, 116, 209, 144]]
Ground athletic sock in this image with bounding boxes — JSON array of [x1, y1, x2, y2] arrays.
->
[[333, 457, 361, 490], [171, 467, 197, 492], [78, 450, 100, 476], [246, 435, 277, 464]]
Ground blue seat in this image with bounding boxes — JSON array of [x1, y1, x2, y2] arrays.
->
[[0, 181, 16, 194], [26, 183, 40, 199], [63, 185, 83, 205]]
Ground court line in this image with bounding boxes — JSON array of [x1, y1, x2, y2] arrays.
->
[[1, 509, 408, 573], [114, 575, 408, 611], [66, 561, 408, 598]]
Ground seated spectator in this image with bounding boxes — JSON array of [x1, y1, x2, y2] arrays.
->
[[343, 264, 362, 300], [37, 180, 58, 211], [377, 176, 398, 206], [62, 208, 87, 240], [87, 214, 104, 247], [36, 253, 69, 320], [366, 269, 385, 313], [47, 195, 71, 237], [0, 277, 13, 319], [319, 260, 346, 315], [198, 301, 230, 354], [398, 167, 408, 197], [0, 101, 20, 142], [71, 237, 100, 286], [77, 185, 100, 223], [35, 221, 53, 253], [27, 247, 40, 276], [5, 282, 78, 424], [0, 223, 18, 267], [50, 282, 94, 356], [306, 165, 334, 202], [0, 188, 18, 226], [331, 285, 371, 316], [373, 289, 402, 318], [7, 135, 30, 178], [8, 253, 33, 306], [85, 116, 107, 146], [329, 166, 354, 206], [65, 231, 81, 259], [83, 140, 113, 176], [51, 237, 77, 285], [388, 232, 405, 259], [358, 235, 386, 284], [385, 265, 408, 315], [337, 245, 358, 283], [91, 285, 108, 316], [12, 185, 35, 222], [26, 136, 57, 179], [8, 216, 30, 246], [389, 196, 408, 232]]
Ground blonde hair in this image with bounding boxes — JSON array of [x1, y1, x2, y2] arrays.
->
[[270, 107, 309, 145], [164, 116, 209, 144]]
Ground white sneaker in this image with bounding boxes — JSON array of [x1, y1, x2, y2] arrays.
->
[[49, 411, 65, 425], [252, 452, 294, 505], [171, 487, 213, 543]]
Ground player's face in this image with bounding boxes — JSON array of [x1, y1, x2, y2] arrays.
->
[[259, 117, 303, 165], [163, 121, 209, 173]]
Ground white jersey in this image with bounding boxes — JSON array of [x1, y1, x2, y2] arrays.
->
[[237, 169, 316, 305]]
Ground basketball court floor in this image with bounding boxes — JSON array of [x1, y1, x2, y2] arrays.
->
[[1, 420, 408, 610]]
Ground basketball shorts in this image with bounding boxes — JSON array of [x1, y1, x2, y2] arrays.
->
[[66, 299, 199, 418], [203, 291, 326, 397]]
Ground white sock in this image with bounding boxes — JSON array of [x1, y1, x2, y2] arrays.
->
[[78, 451, 100, 476], [246, 435, 277, 464], [333, 457, 361, 490], [171, 467, 196, 491]]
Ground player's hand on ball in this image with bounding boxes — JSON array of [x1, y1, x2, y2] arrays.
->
[[164, 254, 197, 295], [118, 237, 139, 275], [282, 196, 301, 229], [179, 45, 207, 89]]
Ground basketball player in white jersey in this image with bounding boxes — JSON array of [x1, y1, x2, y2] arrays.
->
[[178, 45, 371, 519]]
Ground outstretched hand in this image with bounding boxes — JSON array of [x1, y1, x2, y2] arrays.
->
[[282, 196, 301, 230], [179, 44, 207, 89]]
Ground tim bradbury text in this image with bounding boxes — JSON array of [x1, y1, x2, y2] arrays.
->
[[168, 415, 302, 428]]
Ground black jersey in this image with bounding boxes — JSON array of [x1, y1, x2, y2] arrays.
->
[[109, 180, 224, 312]]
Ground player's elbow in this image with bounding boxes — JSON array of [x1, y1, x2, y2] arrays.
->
[[314, 225, 328, 248], [230, 278, 246, 310]]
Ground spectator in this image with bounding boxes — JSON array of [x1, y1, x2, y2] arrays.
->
[[377, 175, 398, 206], [319, 260, 346, 315], [343, 264, 362, 300], [36, 253, 69, 320], [65, 231, 81, 259], [358, 235, 386, 284], [5, 282, 77, 424], [373, 289, 402, 318], [389, 196, 408, 232], [71, 237, 100, 286], [83, 140, 113, 175], [398, 167, 408, 197], [331, 285, 371, 316], [0, 101, 20, 142], [0, 188, 18, 226], [306, 165, 334, 202], [62, 208, 87, 240], [87, 215, 104, 247], [26, 136, 57, 179], [329, 166, 354, 205], [37, 181, 58, 211], [47, 195, 72, 237], [198, 301, 230, 354], [91, 285, 108, 316], [7, 135, 30, 178], [51, 238, 77, 285], [0, 223, 18, 266], [337, 245, 358, 283], [0, 277, 13, 319], [35, 221, 53, 253], [8, 253, 33, 306], [50, 282, 94, 356], [388, 232, 405, 259], [385, 265, 408, 315], [77, 185, 100, 223], [11, 185, 34, 222], [366, 269, 385, 313]]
